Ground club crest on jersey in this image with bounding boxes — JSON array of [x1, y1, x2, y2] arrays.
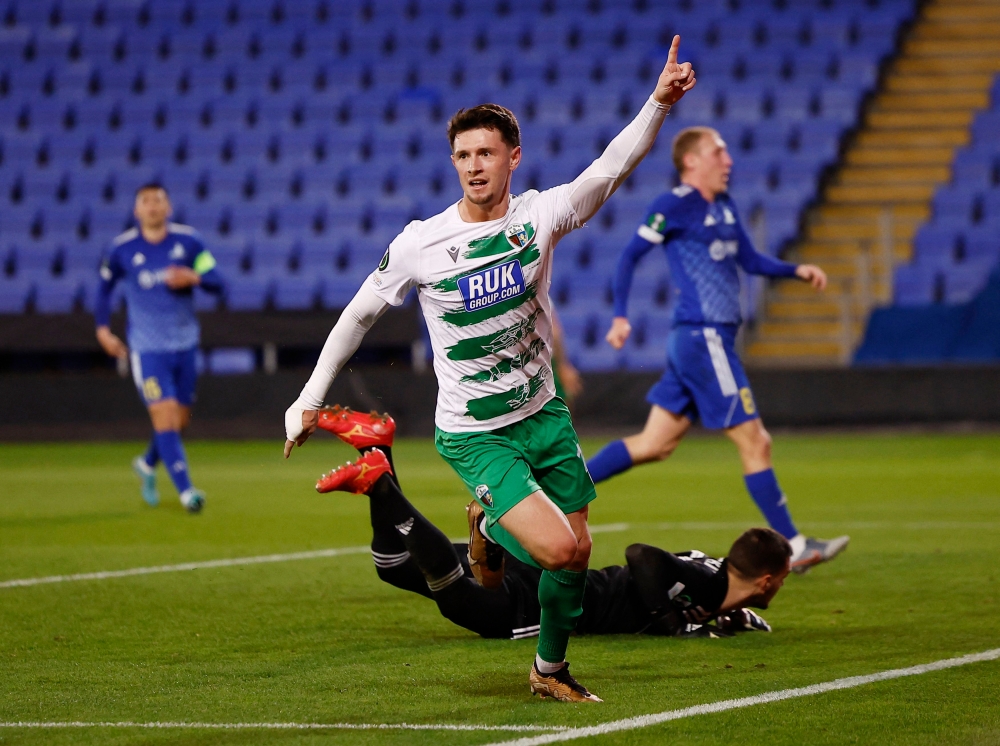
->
[[132, 252, 146, 266], [169, 242, 185, 260], [457, 259, 525, 312], [475, 484, 493, 508], [505, 223, 529, 249]]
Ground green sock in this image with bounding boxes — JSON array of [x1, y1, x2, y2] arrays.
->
[[536, 568, 588, 664]]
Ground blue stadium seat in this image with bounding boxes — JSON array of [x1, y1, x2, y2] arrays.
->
[[34, 276, 83, 314], [893, 263, 939, 306], [0, 277, 33, 313], [945, 263, 992, 304], [207, 347, 256, 375], [272, 275, 319, 310], [225, 275, 271, 311], [980, 190, 1000, 224]]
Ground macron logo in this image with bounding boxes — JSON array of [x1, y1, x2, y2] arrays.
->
[[458, 260, 525, 312]]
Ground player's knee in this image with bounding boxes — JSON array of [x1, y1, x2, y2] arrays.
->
[[567, 534, 592, 571], [753, 428, 773, 462], [538, 536, 580, 570]]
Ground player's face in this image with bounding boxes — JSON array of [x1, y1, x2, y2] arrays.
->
[[691, 133, 732, 197], [451, 128, 521, 209], [134, 188, 171, 230], [750, 561, 791, 610]]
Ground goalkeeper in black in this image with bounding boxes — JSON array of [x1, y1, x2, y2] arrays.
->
[[312, 408, 791, 641]]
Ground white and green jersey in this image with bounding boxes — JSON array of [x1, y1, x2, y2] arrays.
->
[[286, 96, 670, 440], [368, 188, 579, 432]]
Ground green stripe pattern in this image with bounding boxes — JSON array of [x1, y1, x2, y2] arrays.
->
[[464, 223, 536, 260], [464, 366, 550, 422], [461, 338, 546, 384], [445, 310, 540, 361]]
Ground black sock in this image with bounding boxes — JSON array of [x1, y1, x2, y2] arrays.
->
[[368, 473, 463, 591]]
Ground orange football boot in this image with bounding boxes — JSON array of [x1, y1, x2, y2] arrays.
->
[[317, 405, 396, 449], [316, 449, 393, 494]]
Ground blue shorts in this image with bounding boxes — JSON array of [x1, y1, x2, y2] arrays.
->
[[646, 324, 758, 430], [130, 348, 198, 407]]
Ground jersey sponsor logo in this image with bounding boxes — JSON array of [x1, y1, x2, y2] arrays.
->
[[457, 259, 526, 312], [377, 247, 390, 271], [137, 268, 168, 289], [169, 242, 186, 260], [132, 252, 146, 266], [475, 484, 493, 508], [446, 245, 460, 262], [505, 223, 530, 249], [708, 239, 738, 261]]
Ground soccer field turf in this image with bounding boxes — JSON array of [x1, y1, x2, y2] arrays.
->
[[1, 433, 998, 745]]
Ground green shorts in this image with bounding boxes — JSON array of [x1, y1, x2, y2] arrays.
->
[[435, 397, 597, 568]]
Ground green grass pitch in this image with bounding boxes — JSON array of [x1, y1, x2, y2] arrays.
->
[[1, 432, 999, 745]]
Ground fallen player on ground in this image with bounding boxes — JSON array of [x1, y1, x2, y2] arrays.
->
[[314, 407, 789, 653]]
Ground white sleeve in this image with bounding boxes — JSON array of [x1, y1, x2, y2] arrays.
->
[[366, 221, 421, 306], [284, 284, 390, 438], [552, 96, 671, 232]]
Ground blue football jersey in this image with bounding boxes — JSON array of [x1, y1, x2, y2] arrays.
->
[[95, 223, 222, 353], [612, 185, 798, 327]]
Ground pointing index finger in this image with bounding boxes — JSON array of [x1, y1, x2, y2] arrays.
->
[[667, 34, 681, 65]]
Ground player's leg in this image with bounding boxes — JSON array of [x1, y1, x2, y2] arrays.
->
[[586, 339, 696, 483], [725, 418, 849, 572], [144, 349, 203, 512], [128, 351, 161, 506], [436, 409, 600, 702], [317, 452, 515, 638]]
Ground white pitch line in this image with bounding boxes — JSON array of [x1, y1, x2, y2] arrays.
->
[[478, 647, 1000, 746], [3, 519, 995, 590], [0, 721, 565, 732], [0, 546, 370, 589]]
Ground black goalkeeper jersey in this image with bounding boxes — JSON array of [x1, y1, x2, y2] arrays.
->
[[496, 543, 730, 637]]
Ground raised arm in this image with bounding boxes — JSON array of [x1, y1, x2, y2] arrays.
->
[[283, 284, 391, 457], [566, 36, 695, 224]]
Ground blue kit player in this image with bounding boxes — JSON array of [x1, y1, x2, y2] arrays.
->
[[94, 184, 224, 512], [586, 127, 849, 573]]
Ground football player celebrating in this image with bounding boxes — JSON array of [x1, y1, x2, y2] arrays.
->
[[94, 184, 224, 512], [586, 127, 848, 572], [285, 38, 696, 701], [313, 408, 786, 657]]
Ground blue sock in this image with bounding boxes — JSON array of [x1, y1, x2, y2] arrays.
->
[[144, 434, 159, 469], [743, 469, 798, 539], [154, 430, 193, 496], [586, 440, 633, 484]]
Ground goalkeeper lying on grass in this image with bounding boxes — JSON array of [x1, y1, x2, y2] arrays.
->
[[314, 406, 789, 642]]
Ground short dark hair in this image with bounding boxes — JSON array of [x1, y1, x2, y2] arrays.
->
[[447, 103, 521, 151], [727, 528, 792, 579], [671, 126, 716, 173], [135, 182, 168, 197]]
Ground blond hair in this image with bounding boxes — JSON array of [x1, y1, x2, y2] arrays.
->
[[671, 126, 717, 174]]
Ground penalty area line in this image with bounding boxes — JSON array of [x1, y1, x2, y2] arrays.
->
[[478, 647, 1000, 746], [0, 722, 567, 732]]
